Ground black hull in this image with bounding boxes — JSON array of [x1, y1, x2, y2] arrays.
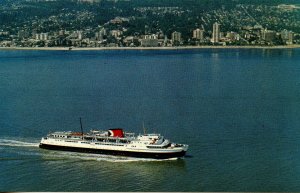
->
[[39, 143, 186, 159]]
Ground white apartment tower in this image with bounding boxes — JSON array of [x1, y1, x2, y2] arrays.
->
[[36, 33, 48, 41], [211, 22, 220, 43], [172, 31, 182, 43], [193, 28, 204, 40]]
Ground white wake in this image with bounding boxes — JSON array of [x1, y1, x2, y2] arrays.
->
[[0, 138, 39, 147], [42, 151, 179, 162]]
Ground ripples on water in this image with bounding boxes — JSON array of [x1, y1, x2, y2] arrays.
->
[[2, 49, 300, 191]]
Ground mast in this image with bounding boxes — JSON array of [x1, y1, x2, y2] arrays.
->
[[80, 117, 84, 139], [143, 121, 147, 134]]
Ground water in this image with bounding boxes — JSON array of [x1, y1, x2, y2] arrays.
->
[[1, 48, 300, 191]]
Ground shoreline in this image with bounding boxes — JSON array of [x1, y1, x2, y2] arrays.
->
[[0, 45, 300, 51]]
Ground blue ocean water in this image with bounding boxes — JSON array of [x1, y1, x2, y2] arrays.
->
[[1, 48, 300, 191]]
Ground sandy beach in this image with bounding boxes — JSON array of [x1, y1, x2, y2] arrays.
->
[[0, 45, 300, 51]]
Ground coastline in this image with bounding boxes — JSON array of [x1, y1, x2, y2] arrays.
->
[[0, 45, 300, 51]]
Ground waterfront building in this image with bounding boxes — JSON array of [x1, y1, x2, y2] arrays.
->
[[281, 29, 294, 45], [95, 32, 100, 41], [226, 31, 240, 41], [36, 33, 48, 41], [95, 32, 103, 41], [211, 22, 220, 43], [287, 32, 294, 45], [140, 34, 159, 47], [171, 31, 182, 45], [69, 31, 83, 40], [96, 28, 107, 41], [193, 28, 204, 41], [220, 32, 225, 39], [261, 29, 276, 42], [78, 31, 83, 40], [110, 30, 123, 38], [100, 28, 107, 36], [164, 35, 169, 46], [123, 36, 136, 47], [0, 31, 9, 36]]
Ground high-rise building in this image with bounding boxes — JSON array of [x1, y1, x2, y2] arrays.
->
[[211, 22, 220, 43], [193, 28, 204, 40], [36, 33, 48, 41], [141, 34, 159, 47], [172, 31, 181, 45], [288, 32, 294, 45], [70, 31, 83, 40], [96, 28, 107, 41], [77, 31, 83, 40], [100, 28, 107, 36], [281, 29, 294, 45], [110, 30, 123, 38], [164, 35, 168, 46], [261, 29, 276, 42], [42, 33, 48, 41]]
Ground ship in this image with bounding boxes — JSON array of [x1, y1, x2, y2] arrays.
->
[[39, 120, 188, 159]]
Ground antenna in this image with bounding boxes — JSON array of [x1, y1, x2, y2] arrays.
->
[[80, 117, 84, 139]]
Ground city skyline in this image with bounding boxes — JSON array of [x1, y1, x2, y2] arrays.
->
[[0, 0, 299, 48]]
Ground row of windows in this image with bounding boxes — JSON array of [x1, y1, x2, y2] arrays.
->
[[94, 143, 124, 146], [133, 142, 148, 145], [53, 140, 124, 146], [52, 135, 68, 138], [147, 146, 163, 149]]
